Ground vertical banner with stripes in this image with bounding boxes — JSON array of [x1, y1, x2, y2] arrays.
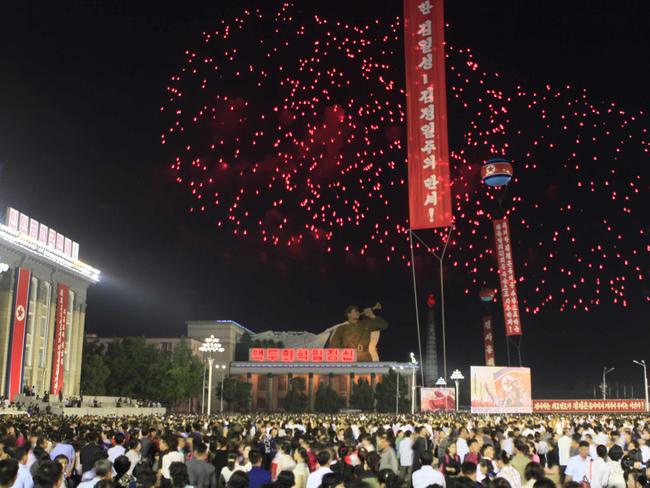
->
[[51, 283, 70, 396], [404, 0, 452, 229], [6, 268, 31, 400], [493, 218, 522, 336], [482, 314, 496, 366]]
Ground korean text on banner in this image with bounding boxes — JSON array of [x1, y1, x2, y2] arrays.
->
[[493, 218, 522, 336], [482, 315, 496, 366], [51, 283, 70, 396], [404, 0, 452, 229], [6, 268, 31, 401]]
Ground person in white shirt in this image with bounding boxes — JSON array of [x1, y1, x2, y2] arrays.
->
[[558, 430, 572, 470], [456, 428, 470, 463], [412, 451, 446, 488], [306, 451, 332, 488], [125, 439, 141, 476], [275, 443, 296, 479], [107, 433, 126, 464], [589, 445, 609, 488], [398, 431, 413, 485], [565, 441, 592, 484], [77, 459, 112, 488], [496, 452, 522, 488], [10, 447, 33, 488], [160, 436, 185, 482]]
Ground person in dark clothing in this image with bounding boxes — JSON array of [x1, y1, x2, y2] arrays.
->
[[211, 438, 229, 482], [186, 442, 217, 488], [140, 429, 158, 464], [0, 459, 19, 488], [34, 461, 63, 488], [248, 449, 271, 488], [80, 432, 104, 475], [411, 427, 428, 472]]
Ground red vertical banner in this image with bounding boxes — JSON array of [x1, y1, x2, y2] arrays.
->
[[493, 219, 522, 336], [51, 283, 70, 396], [482, 315, 496, 366], [404, 0, 452, 229], [6, 268, 31, 401]]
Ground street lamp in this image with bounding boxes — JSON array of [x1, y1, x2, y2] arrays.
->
[[450, 369, 464, 411], [409, 352, 418, 414], [217, 364, 227, 413], [392, 365, 404, 415], [602, 367, 615, 400], [435, 377, 448, 411], [199, 335, 224, 416], [633, 360, 649, 412]]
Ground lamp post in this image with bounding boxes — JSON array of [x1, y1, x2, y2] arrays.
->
[[633, 360, 649, 412], [218, 364, 227, 413], [602, 367, 615, 400], [409, 352, 418, 414], [392, 366, 404, 415], [199, 335, 224, 416], [435, 377, 448, 411], [450, 369, 464, 411]]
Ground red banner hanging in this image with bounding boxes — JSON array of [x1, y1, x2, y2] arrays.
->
[[482, 314, 496, 366], [493, 218, 522, 336], [6, 268, 31, 401], [404, 0, 452, 229], [533, 399, 646, 413], [51, 283, 70, 396]]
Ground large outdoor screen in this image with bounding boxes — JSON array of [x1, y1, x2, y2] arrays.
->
[[470, 366, 532, 413]]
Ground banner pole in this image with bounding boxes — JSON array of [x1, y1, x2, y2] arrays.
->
[[409, 229, 425, 387], [438, 226, 453, 381]]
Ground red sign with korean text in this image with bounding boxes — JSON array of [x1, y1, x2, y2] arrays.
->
[[404, 0, 452, 229], [482, 315, 496, 366], [493, 218, 522, 336], [6, 268, 31, 401], [51, 283, 70, 396], [249, 348, 357, 362], [533, 399, 647, 413], [281, 348, 295, 362]]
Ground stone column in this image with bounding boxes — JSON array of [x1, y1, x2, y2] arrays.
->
[[347, 373, 354, 409], [73, 303, 86, 396], [308, 373, 315, 412], [266, 373, 273, 412], [246, 373, 253, 412], [370, 373, 377, 411]]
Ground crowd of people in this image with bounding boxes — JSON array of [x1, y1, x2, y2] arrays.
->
[[0, 413, 647, 488]]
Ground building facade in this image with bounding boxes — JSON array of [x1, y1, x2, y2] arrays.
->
[[0, 207, 99, 400]]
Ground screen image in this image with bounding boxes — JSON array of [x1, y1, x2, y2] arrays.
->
[[420, 387, 455, 412], [471, 366, 532, 413]]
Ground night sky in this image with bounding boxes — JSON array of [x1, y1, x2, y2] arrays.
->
[[0, 0, 648, 400]]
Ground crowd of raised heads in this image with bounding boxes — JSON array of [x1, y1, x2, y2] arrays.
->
[[0, 413, 648, 488]]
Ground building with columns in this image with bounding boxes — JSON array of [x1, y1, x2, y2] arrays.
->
[[0, 207, 99, 400], [186, 320, 417, 412]]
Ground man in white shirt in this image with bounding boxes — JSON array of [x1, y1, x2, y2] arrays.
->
[[306, 451, 332, 488], [558, 430, 573, 471], [412, 451, 446, 488], [456, 428, 470, 463], [589, 445, 609, 488], [107, 433, 126, 464], [77, 460, 112, 488], [10, 448, 33, 488], [398, 431, 413, 485], [565, 441, 592, 483]]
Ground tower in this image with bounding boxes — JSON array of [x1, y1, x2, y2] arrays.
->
[[424, 293, 439, 386]]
